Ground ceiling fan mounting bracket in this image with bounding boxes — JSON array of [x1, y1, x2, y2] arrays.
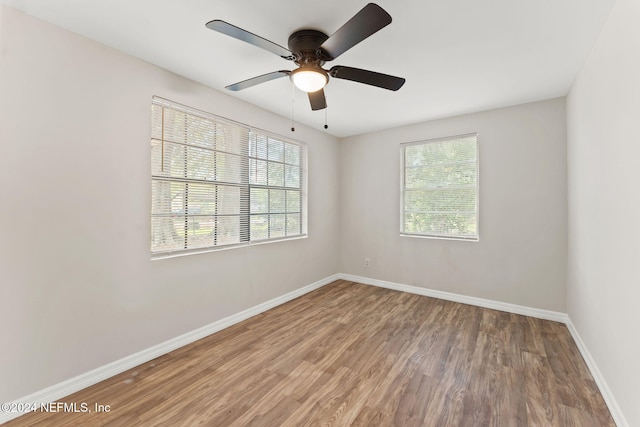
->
[[288, 29, 330, 65]]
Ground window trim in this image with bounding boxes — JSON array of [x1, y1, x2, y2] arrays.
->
[[150, 96, 307, 259], [399, 132, 479, 242]]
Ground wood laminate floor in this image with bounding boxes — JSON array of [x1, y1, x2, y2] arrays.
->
[[5, 280, 614, 426]]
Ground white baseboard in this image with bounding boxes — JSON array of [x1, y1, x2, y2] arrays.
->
[[565, 319, 628, 427], [0, 274, 340, 425], [338, 273, 568, 323]]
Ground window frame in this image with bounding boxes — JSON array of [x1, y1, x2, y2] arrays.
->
[[400, 132, 479, 241], [150, 97, 307, 259]]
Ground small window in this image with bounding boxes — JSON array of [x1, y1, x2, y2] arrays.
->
[[151, 97, 306, 256], [401, 133, 478, 241]]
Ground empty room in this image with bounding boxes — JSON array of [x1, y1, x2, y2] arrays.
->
[[0, 0, 638, 426]]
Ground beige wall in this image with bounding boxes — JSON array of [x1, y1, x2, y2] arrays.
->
[[9, 2, 639, 423], [0, 5, 339, 401], [339, 98, 567, 312], [567, 0, 640, 424]]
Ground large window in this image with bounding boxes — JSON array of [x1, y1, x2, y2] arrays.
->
[[151, 97, 306, 256], [401, 133, 478, 241]]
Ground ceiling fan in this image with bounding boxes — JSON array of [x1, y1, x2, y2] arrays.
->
[[205, 3, 406, 112]]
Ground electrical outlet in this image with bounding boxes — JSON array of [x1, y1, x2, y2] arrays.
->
[[364, 258, 371, 268]]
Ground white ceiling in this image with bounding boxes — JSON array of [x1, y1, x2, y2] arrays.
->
[[1, 0, 615, 137]]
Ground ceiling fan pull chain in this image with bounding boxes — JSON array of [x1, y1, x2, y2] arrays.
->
[[324, 105, 329, 130], [324, 89, 328, 130], [291, 82, 296, 132]]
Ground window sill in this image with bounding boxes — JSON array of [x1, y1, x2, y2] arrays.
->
[[151, 234, 308, 260], [400, 233, 479, 242]]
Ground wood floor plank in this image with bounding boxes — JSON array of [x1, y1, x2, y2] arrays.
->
[[523, 350, 559, 425], [350, 405, 388, 427], [5, 280, 615, 426]]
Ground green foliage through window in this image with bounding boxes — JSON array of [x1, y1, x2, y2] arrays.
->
[[401, 134, 478, 240]]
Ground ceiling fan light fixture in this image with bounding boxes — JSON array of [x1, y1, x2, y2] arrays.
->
[[290, 66, 328, 93]]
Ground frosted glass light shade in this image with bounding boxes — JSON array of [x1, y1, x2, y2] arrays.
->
[[290, 67, 328, 93]]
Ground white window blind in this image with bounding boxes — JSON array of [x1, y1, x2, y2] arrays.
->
[[151, 97, 306, 256], [401, 133, 478, 240]]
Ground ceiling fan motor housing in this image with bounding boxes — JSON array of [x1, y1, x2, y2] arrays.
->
[[288, 30, 330, 65]]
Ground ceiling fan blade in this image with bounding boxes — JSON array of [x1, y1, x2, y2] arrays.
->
[[206, 20, 294, 60], [330, 66, 405, 91], [319, 3, 392, 60], [308, 89, 327, 111], [225, 71, 290, 91]]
